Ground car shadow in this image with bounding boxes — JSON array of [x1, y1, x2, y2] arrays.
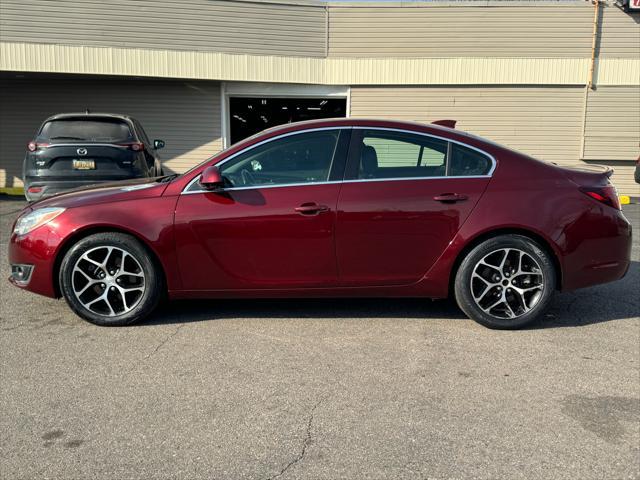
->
[[142, 261, 639, 329]]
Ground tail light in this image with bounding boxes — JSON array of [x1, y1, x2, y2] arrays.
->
[[118, 142, 145, 152], [27, 141, 49, 152], [579, 185, 621, 210], [27, 186, 43, 194]]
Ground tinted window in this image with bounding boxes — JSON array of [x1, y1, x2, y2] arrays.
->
[[38, 118, 133, 143], [219, 130, 340, 188], [449, 144, 492, 176], [357, 130, 447, 179]]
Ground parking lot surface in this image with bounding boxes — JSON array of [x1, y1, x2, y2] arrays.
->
[[1, 198, 638, 480]]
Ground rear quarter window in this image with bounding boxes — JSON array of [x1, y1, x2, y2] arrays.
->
[[449, 144, 493, 176], [38, 118, 134, 143]]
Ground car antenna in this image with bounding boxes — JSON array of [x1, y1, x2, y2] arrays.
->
[[85, 108, 91, 114]]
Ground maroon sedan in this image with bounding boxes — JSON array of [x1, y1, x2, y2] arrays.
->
[[8, 119, 632, 329]]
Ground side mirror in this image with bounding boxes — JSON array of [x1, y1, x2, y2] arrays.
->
[[153, 139, 165, 150], [200, 166, 225, 190]]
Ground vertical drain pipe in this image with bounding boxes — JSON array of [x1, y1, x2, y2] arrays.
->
[[587, 0, 600, 90], [581, 0, 601, 159]]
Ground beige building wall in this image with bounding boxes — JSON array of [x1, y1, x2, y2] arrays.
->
[[0, 0, 327, 57], [350, 85, 637, 193], [0, 77, 222, 189], [328, 2, 639, 59], [583, 86, 640, 194], [584, 86, 640, 162]]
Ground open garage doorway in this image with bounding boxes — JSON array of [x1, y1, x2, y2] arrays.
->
[[229, 97, 347, 144]]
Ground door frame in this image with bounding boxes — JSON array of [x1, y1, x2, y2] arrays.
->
[[220, 82, 350, 149]]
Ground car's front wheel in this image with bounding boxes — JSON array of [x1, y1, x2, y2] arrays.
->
[[59, 232, 163, 326], [454, 234, 556, 329]]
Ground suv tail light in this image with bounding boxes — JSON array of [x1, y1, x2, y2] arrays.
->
[[27, 141, 49, 152], [579, 185, 621, 210], [118, 142, 145, 152]]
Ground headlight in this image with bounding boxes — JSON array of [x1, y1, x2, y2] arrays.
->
[[14, 207, 65, 236]]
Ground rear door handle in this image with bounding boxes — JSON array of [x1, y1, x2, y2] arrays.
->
[[433, 193, 469, 203], [294, 203, 330, 215]]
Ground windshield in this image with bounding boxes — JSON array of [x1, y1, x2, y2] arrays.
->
[[38, 118, 134, 143]]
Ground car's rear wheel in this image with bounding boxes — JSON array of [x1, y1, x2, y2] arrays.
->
[[454, 234, 556, 329], [59, 232, 163, 326]]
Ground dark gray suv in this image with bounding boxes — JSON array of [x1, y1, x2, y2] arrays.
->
[[23, 113, 165, 201]]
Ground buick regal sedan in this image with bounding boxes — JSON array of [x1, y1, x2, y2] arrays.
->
[[8, 119, 632, 329]]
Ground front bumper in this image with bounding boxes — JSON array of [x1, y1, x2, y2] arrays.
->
[[8, 223, 63, 298]]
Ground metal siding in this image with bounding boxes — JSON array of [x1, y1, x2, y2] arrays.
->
[[0, 78, 222, 189], [329, 3, 640, 60], [583, 86, 640, 195], [0, 0, 326, 57], [6, 42, 622, 86], [328, 5, 595, 58], [598, 3, 640, 59]]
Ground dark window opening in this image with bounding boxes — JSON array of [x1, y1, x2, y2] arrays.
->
[[229, 97, 347, 145]]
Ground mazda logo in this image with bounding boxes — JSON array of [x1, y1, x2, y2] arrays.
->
[[77, 148, 88, 156]]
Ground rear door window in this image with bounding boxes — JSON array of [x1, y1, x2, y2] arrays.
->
[[38, 118, 134, 143], [354, 129, 448, 180]]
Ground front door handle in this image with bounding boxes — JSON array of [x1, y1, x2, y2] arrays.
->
[[433, 193, 469, 203], [294, 203, 330, 215]]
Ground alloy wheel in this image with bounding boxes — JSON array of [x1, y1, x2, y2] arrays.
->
[[470, 248, 544, 320], [71, 246, 146, 317]]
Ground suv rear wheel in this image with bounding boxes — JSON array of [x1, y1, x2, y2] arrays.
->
[[59, 232, 163, 326], [454, 234, 556, 329]]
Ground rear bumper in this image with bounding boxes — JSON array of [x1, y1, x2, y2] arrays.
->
[[560, 207, 632, 291], [24, 176, 145, 201]]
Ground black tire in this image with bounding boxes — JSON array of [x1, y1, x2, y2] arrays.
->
[[454, 234, 556, 329], [59, 232, 163, 326]]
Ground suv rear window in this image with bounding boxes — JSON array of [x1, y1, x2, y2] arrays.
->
[[38, 118, 134, 143]]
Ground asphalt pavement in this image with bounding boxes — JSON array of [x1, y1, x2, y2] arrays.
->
[[1, 197, 638, 480]]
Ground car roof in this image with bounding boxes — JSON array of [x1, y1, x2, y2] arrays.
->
[[254, 117, 475, 142], [253, 117, 510, 152]]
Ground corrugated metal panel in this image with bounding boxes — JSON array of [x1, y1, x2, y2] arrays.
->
[[2, 42, 606, 85], [328, 5, 595, 58], [598, 3, 640, 59], [583, 86, 640, 194], [0, 0, 326, 58], [0, 78, 221, 189]]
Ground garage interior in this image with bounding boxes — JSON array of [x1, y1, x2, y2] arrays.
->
[[229, 97, 347, 144]]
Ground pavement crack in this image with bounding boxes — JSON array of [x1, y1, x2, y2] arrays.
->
[[265, 396, 326, 480], [143, 323, 186, 360]]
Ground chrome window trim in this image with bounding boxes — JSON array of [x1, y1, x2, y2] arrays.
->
[[181, 125, 497, 195]]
